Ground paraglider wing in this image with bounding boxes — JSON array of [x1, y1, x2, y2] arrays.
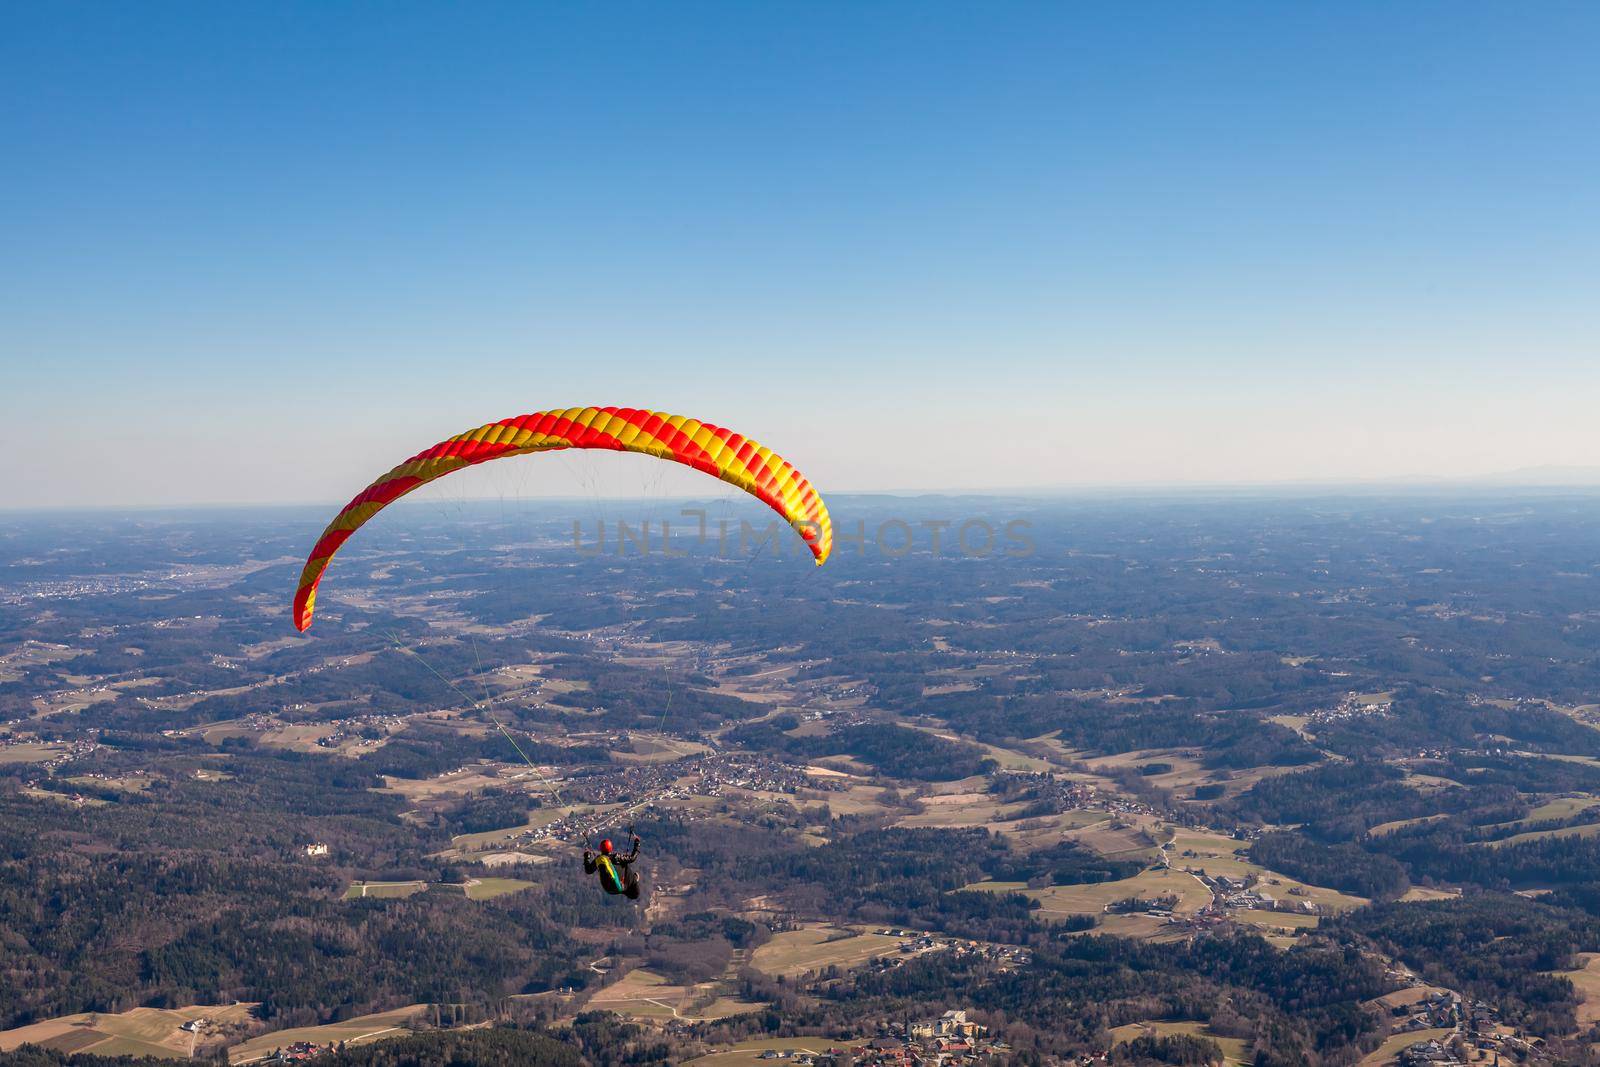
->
[[292, 406, 832, 631]]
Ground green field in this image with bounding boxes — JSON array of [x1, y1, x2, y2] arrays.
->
[[461, 877, 535, 900], [344, 881, 428, 900]]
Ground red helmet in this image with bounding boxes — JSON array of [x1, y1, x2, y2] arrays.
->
[[600, 839, 614, 854]]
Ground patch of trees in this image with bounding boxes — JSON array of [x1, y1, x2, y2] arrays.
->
[[0, 749, 602, 1031], [917, 692, 1318, 771], [1374, 828, 1600, 890], [1108, 894, 1179, 915], [641, 913, 766, 985], [845, 930, 1388, 1063], [979, 839, 1144, 887], [0, 1048, 176, 1066], [1110, 1033, 1224, 1065], [352, 723, 606, 781], [1247, 832, 1409, 901], [725, 719, 995, 782], [1316, 689, 1600, 760], [1436, 752, 1600, 794], [1326, 894, 1599, 1034], [1223, 761, 1518, 842], [542, 657, 764, 732], [311, 1027, 586, 1066], [445, 789, 539, 836]]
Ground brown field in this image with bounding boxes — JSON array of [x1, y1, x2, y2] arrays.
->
[[791, 783, 900, 818], [1080, 747, 1282, 802], [22, 786, 104, 806], [0, 742, 69, 764], [683, 1037, 836, 1065], [1358, 1027, 1453, 1065], [65, 774, 155, 793], [1084, 748, 1205, 774], [895, 791, 1021, 830], [972, 740, 1056, 773], [980, 808, 1116, 851], [1552, 953, 1600, 1026], [227, 1005, 427, 1063], [450, 807, 570, 852], [343, 878, 533, 901], [612, 734, 710, 763], [967, 867, 1210, 940], [1166, 829, 1367, 913], [1400, 886, 1461, 902], [382, 762, 551, 804], [1233, 909, 1320, 935], [1028, 867, 1212, 918], [0, 1003, 258, 1060], [475, 850, 551, 868], [748, 926, 907, 978], [1402, 772, 1466, 792], [1368, 813, 1451, 837], [1367, 985, 1450, 1012], [585, 968, 765, 1023]]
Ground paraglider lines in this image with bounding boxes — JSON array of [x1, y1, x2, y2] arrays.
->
[[383, 630, 566, 809]]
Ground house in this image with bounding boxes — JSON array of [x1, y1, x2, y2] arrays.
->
[[934, 1011, 984, 1040], [304, 843, 329, 857]]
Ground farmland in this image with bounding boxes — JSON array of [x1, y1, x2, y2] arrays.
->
[[748, 926, 908, 978]]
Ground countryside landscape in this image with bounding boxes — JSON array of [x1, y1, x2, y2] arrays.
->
[[5, 493, 1600, 1064], [8, 3, 1600, 1065]]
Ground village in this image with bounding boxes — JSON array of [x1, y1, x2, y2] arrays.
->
[[727, 1010, 1010, 1066]]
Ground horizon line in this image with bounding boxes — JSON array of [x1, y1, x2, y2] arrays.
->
[[6, 478, 1600, 515]]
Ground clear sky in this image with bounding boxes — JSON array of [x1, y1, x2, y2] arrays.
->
[[4, 3, 1598, 507]]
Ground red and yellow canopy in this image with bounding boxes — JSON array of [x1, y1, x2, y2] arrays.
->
[[293, 406, 832, 631]]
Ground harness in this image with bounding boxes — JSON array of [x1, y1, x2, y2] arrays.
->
[[595, 853, 625, 895]]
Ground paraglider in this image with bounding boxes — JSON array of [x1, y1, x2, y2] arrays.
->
[[584, 834, 642, 899], [291, 406, 833, 631]]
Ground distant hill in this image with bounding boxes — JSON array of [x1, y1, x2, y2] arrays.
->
[[1471, 464, 1600, 486]]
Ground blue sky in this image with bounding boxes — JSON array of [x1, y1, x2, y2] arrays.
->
[[3, 3, 1598, 506]]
